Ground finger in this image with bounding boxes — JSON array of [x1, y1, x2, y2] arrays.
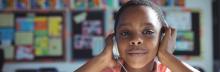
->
[[170, 27, 177, 52], [171, 27, 176, 38], [163, 27, 172, 41], [103, 33, 115, 54]]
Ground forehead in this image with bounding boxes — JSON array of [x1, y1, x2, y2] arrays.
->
[[118, 6, 161, 29]]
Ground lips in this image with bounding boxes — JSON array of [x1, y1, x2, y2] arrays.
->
[[126, 47, 148, 55]]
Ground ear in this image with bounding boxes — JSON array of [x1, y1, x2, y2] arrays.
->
[[161, 26, 166, 34], [159, 26, 165, 40]]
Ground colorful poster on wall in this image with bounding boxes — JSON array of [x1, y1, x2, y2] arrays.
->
[[34, 36, 49, 56], [2, 45, 14, 60], [0, 0, 14, 9], [0, 14, 14, 27], [82, 20, 102, 35], [15, 32, 33, 45], [1, 11, 65, 62], [31, 0, 50, 9], [34, 30, 49, 56], [16, 0, 30, 9], [72, 10, 105, 59], [0, 28, 14, 41], [48, 16, 62, 37], [74, 35, 92, 49], [16, 45, 34, 60], [16, 17, 34, 31], [48, 38, 62, 56], [34, 16, 48, 30]]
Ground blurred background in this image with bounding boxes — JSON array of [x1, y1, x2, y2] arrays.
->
[[0, 0, 219, 72]]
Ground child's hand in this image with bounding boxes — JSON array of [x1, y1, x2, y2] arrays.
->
[[94, 33, 123, 72], [75, 33, 119, 72], [98, 33, 118, 68], [158, 27, 176, 55], [157, 27, 198, 72]]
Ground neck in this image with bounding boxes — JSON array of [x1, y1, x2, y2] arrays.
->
[[123, 61, 156, 72]]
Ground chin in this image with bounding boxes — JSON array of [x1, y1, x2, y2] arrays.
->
[[125, 58, 150, 69], [129, 63, 147, 69], [124, 55, 156, 69]]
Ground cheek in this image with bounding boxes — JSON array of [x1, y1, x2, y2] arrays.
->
[[144, 39, 159, 54], [118, 40, 127, 54], [146, 39, 159, 48]]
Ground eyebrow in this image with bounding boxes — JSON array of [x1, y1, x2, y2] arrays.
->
[[143, 23, 154, 28], [117, 23, 130, 27]]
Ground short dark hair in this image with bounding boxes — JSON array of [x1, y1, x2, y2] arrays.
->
[[114, 0, 168, 32]]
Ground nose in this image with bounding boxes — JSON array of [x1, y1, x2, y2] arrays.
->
[[129, 36, 143, 45]]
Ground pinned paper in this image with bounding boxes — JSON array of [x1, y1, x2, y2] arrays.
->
[[34, 30, 48, 37], [48, 38, 62, 56], [16, 45, 34, 60], [0, 14, 14, 27], [15, 32, 33, 45], [35, 36, 48, 49], [35, 48, 49, 56], [34, 36, 49, 56], [34, 16, 47, 30], [48, 16, 62, 37], [0, 28, 14, 41], [73, 12, 87, 24], [16, 17, 34, 31], [2, 45, 14, 60]]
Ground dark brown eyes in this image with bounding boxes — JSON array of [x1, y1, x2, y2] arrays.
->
[[119, 29, 154, 37], [120, 31, 129, 37], [142, 29, 154, 35]]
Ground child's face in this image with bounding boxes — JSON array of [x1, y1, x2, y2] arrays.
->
[[116, 6, 162, 69]]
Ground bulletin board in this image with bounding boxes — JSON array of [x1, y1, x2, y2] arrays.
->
[[71, 10, 105, 59], [0, 11, 66, 62], [164, 9, 201, 56]]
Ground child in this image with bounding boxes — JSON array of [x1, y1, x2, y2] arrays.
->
[[75, 0, 199, 72]]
